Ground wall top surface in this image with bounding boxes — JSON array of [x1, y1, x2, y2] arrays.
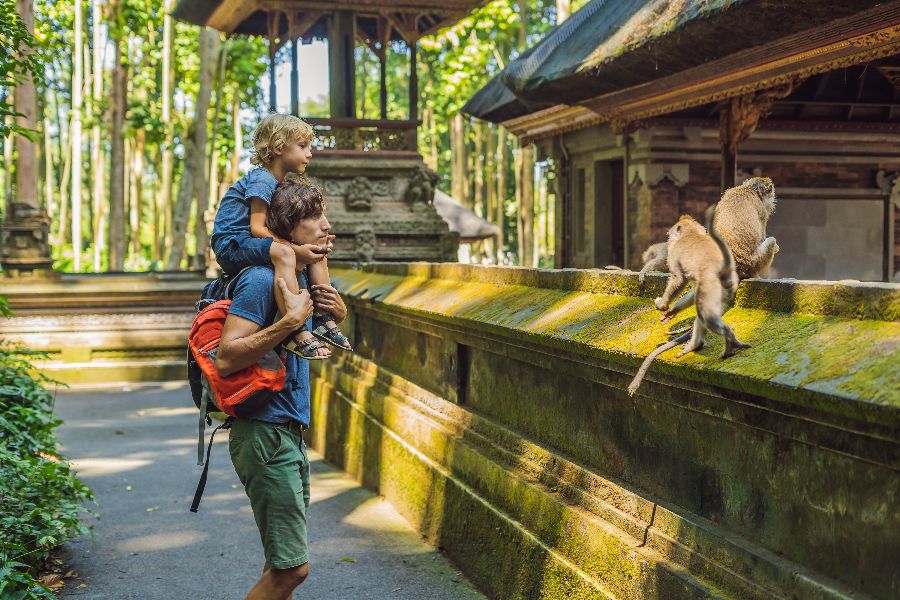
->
[[330, 262, 900, 424]]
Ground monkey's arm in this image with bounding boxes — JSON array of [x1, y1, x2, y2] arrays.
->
[[655, 272, 686, 311], [638, 256, 667, 284], [749, 237, 779, 278], [662, 287, 696, 322]]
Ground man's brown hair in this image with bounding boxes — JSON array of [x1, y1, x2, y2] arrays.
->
[[266, 179, 326, 241]]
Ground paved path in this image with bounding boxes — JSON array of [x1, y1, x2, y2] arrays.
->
[[55, 382, 486, 600]]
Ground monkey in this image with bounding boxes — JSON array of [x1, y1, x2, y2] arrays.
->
[[637, 242, 668, 283], [627, 204, 750, 397], [603, 241, 668, 283], [659, 177, 780, 321]]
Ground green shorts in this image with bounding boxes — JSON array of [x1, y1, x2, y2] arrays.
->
[[229, 418, 311, 570]]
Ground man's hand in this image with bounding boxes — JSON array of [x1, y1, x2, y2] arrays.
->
[[311, 284, 347, 324], [277, 278, 313, 328], [294, 243, 327, 265]]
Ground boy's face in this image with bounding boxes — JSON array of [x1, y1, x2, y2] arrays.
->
[[290, 213, 331, 245], [279, 139, 313, 174]]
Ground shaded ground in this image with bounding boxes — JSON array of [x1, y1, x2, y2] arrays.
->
[[54, 382, 485, 600]]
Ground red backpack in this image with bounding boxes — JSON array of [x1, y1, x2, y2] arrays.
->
[[188, 268, 286, 512]]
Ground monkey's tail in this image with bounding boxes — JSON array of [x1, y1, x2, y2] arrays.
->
[[627, 331, 692, 397], [705, 203, 736, 285]]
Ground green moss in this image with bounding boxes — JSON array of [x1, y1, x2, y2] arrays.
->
[[331, 268, 900, 418]]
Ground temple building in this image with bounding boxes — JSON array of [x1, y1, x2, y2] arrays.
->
[[172, 0, 492, 262], [464, 0, 900, 281]]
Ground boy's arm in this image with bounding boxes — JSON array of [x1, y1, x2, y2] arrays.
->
[[249, 196, 327, 265]]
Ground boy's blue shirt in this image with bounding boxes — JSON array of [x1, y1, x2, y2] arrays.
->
[[210, 167, 278, 251], [227, 266, 311, 427]]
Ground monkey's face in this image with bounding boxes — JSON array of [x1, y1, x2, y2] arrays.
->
[[744, 177, 776, 209]]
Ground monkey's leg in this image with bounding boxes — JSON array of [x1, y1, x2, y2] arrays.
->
[[655, 272, 686, 311], [720, 323, 751, 358], [676, 318, 706, 357], [638, 257, 667, 284], [749, 237, 779, 278]]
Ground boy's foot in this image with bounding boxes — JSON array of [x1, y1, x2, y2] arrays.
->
[[312, 320, 353, 351], [282, 331, 331, 360]]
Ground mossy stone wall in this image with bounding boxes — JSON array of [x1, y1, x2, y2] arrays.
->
[[310, 262, 899, 599]]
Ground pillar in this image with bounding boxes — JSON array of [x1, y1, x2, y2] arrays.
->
[[1, 0, 53, 276], [291, 37, 300, 116], [409, 41, 418, 123], [328, 11, 356, 119]]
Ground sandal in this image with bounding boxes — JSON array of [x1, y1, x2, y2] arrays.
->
[[312, 323, 353, 351], [282, 335, 331, 360]]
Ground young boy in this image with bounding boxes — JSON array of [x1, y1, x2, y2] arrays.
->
[[210, 113, 351, 359]]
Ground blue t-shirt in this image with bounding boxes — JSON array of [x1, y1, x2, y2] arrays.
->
[[210, 167, 278, 251], [226, 266, 310, 427]]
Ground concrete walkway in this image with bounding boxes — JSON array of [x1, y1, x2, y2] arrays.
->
[[55, 382, 486, 600]]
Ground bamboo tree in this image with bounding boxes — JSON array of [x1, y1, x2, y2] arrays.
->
[[91, 0, 104, 271], [158, 0, 174, 262], [484, 122, 496, 260], [496, 126, 507, 264], [72, 0, 83, 270], [196, 36, 227, 271], [166, 26, 218, 270], [473, 119, 483, 217]]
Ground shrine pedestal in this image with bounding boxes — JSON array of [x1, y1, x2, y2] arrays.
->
[[307, 151, 458, 262]]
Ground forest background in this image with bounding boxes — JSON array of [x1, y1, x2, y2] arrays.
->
[[0, 0, 588, 273]]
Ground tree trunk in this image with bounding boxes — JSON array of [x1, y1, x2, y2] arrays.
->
[[158, 0, 175, 263], [230, 93, 241, 184], [57, 121, 72, 247], [108, 2, 127, 271], [166, 27, 218, 270], [451, 112, 467, 207], [484, 123, 496, 260], [195, 37, 227, 271], [92, 0, 105, 271], [43, 114, 54, 221], [473, 120, 483, 218], [496, 126, 507, 264], [72, 0, 84, 270], [557, 0, 570, 23], [130, 130, 145, 257], [521, 143, 535, 267]]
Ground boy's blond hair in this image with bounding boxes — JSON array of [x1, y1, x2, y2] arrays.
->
[[249, 114, 314, 167]]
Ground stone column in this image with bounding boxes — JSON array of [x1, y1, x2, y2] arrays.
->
[[328, 11, 356, 119], [1, 0, 53, 276]]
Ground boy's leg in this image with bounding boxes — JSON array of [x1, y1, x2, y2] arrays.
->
[[271, 243, 330, 358], [309, 259, 352, 350]]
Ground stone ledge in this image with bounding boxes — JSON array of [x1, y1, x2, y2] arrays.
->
[[329, 265, 900, 423], [330, 261, 900, 321]]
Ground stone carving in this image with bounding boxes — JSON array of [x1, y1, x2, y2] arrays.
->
[[354, 227, 377, 262], [405, 166, 439, 213], [346, 176, 375, 211]]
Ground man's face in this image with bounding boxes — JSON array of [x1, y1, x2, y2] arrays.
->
[[290, 213, 331, 245], [280, 139, 313, 174]]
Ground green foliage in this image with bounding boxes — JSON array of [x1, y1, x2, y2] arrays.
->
[[0, 315, 94, 599]]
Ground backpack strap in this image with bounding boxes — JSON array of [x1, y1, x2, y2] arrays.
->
[[197, 385, 211, 466], [190, 416, 234, 513], [223, 266, 255, 300]]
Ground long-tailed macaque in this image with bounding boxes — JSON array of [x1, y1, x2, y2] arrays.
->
[[627, 204, 749, 396], [660, 177, 779, 320]]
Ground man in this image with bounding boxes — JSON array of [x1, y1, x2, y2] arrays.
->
[[214, 197, 346, 600]]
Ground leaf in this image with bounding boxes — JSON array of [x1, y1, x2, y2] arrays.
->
[[145, 506, 159, 512], [339, 557, 357, 563]]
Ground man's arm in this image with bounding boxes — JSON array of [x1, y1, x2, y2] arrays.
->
[[215, 278, 312, 377]]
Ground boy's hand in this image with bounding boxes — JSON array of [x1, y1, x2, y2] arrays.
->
[[294, 243, 328, 265], [276, 278, 313, 327]]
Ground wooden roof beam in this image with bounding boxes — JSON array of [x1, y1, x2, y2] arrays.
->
[[208, 0, 261, 33]]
